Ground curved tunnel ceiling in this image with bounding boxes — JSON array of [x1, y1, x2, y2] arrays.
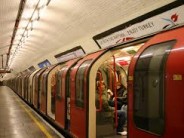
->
[[0, 0, 176, 80]]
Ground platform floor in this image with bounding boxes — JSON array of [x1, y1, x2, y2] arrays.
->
[[0, 86, 63, 138]]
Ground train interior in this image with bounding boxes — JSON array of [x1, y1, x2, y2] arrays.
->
[[95, 42, 144, 137]]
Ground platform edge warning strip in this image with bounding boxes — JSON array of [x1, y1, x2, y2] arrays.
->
[[15, 99, 53, 138]]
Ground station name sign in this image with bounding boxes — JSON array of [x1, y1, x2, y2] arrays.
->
[[94, 5, 184, 49]]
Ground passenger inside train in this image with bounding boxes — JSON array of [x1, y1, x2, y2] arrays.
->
[[108, 82, 127, 110], [96, 71, 127, 136], [94, 43, 143, 137]]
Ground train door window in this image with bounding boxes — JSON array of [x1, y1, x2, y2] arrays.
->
[[56, 71, 62, 99], [35, 75, 39, 92], [56, 66, 67, 99], [75, 60, 93, 108], [133, 40, 176, 135], [51, 74, 56, 114], [43, 74, 47, 95], [40, 76, 43, 96], [66, 72, 70, 97]]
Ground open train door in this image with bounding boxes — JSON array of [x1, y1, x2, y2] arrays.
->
[[128, 26, 184, 138], [46, 64, 61, 120], [70, 51, 104, 138]]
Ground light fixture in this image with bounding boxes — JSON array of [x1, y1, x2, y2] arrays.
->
[[26, 29, 29, 38], [46, 0, 51, 6], [8, 0, 52, 69], [37, 8, 40, 20], [31, 20, 34, 31]]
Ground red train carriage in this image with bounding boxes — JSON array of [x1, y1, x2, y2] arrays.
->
[[55, 59, 79, 130], [128, 26, 184, 138]]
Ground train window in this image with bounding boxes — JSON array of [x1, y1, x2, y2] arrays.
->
[[66, 71, 70, 97], [56, 66, 67, 99], [43, 74, 47, 95], [75, 60, 93, 108], [133, 40, 176, 135], [56, 71, 62, 99]]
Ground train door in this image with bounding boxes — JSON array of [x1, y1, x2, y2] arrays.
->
[[24, 75, 28, 101], [55, 59, 78, 130], [18, 76, 22, 96], [40, 65, 57, 115], [28, 69, 40, 104], [55, 66, 66, 128], [47, 64, 61, 120], [23, 74, 27, 99], [93, 44, 143, 138], [17, 76, 19, 95], [21, 76, 24, 97], [27, 73, 32, 102], [23, 76, 26, 99], [42, 73, 47, 113], [25, 73, 31, 102], [128, 27, 184, 138], [40, 70, 47, 115], [33, 68, 46, 109], [15, 77, 19, 92], [31, 69, 40, 105], [70, 51, 104, 138]]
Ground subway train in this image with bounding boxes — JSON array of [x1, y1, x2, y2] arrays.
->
[[4, 26, 184, 138]]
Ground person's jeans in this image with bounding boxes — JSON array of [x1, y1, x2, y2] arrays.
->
[[117, 110, 126, 132]]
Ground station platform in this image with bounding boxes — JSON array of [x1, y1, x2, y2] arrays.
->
[[0, 86, 63, 138]]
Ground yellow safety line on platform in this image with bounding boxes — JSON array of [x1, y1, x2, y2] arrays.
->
[[16, 99, 52, 138]]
